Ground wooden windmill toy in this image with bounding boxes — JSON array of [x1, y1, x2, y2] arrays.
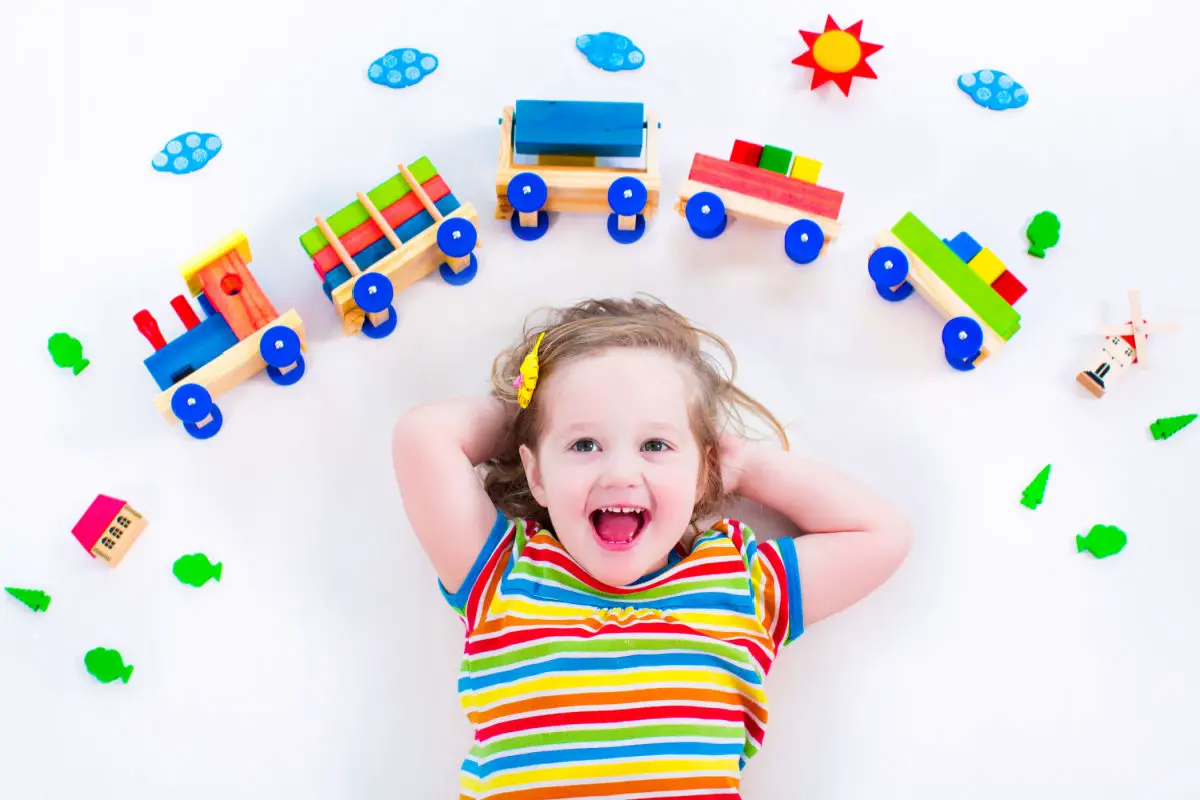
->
[[1076, 290, 1180, 397]]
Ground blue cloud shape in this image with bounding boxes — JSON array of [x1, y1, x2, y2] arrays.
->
[[958, 69, 1028, 111], [368, 48, 439, 89], [576, 32, 644, 72], [152, 132, 222, 174]]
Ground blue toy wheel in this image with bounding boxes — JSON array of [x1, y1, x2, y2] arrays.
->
[[507, 172, 548, 214], [784, 219, 825, 264], [942, 316, 984, 371], [440, 252, 479, 285], [606, 212, 646, 244], [436, 217, 477, 259], [607, 176, 648, 216], [361, 306, 398, 339], [353, 272, 394, 315], [510, 210, 550, 241], [259, 326, 305, 386], [685, 192, 727, 239], [171, 383, 222, 439], [868, 246, 914, 301]]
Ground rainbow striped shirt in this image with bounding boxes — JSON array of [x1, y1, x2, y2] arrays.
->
[[440, 511, 804, 799]]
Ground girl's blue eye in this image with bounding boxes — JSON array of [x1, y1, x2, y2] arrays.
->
[[570, 439, 599, 453], [642, 439, 670, 452]]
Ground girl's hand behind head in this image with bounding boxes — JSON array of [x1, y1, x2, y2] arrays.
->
[[718, 434, 749, 496]]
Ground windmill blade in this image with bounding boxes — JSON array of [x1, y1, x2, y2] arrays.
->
[[1128, 290, 1148, 366], [1141, 322, 1181, 333]]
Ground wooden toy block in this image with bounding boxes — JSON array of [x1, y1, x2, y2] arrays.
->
[[494, 105, 661, 221], [944, 232, 982, 263], [891, 213, 1021, 340], [730, 140, 763, 166], [537, 154, 597, 167], [512, 100, 645, 157], [299, 158, 440, 256], [967, 247, 1006, 284], [788, 155, 822, 183], [676, 178, 841, 240], [617, 215, 637, 231], [72, 495, 147, 568], [757, 145, 793, 175], [152, 308, 307, 422], [142, 313, 238, 390], [873, 228, 1007, 361], [170, 295, 201, 329], [193, 249, 280, 341], [990, 270, 1027, 305], [687, 153, 843, 220], [180, 230, 253, 295], [311, 175, 452, 275]]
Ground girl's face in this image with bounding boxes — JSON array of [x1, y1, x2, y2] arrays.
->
[[520, 348, 706, 587]]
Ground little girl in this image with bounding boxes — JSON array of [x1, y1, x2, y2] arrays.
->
[[393, 297, 912, 799]]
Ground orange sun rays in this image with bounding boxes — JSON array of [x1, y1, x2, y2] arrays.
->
[[792, 16, 883, 96]]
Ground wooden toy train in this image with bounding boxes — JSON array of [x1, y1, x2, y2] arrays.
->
[[133, 231, 307, 439], [299, 156, 481, 338], [496, 99, 660, 244], [867, 212, 1026, 370], [677, 138, 844, 264]]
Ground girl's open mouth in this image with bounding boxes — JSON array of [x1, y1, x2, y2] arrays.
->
[[590, 506, 649, 551]]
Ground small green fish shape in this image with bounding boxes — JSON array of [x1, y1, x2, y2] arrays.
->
[[48, 332, 89, 375], [1077, 524, 1127, 559], [173, 553, 222, 587], [85, 647, 133, 684], [5, 587, 51, 611]]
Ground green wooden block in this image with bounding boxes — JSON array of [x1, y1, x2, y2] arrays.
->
[[891, 212, 1022, 340], [757, 145, 793, 175], [299, 157, 440, 256]]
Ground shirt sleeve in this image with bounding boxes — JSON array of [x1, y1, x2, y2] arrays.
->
[[725, 519, 805, 652], [438, 508, 518, 635]]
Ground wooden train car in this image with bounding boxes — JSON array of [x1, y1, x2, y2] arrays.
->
[[133, 231, 306, 439], [300, 156, 481, 338], [676, 138, 844, 264], [867, 212, 1026, 370], [496, 100, 660, 244]]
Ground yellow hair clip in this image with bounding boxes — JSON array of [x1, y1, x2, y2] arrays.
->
[[513, 332, 545, 409]]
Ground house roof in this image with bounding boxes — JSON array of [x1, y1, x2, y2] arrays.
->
[[72, 494, 126, 552]]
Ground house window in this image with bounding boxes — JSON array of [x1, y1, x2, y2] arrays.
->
[[116, 516, 131, 528], [100, 537, 115, 549], [108, 526, 123, 539]]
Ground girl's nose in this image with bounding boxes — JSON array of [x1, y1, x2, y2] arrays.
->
[[600, 452, 642, 487]]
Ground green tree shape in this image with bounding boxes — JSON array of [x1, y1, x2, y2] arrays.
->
[[1026, 211, 1060, 258], [5, 587, 51, 611], [1151, 413, 1197, 440], [1021, 464, 1051, 509]]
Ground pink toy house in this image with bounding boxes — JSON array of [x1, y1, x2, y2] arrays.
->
[[72, 495, 147, 567]]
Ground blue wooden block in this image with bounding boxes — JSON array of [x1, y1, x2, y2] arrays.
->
[[355, 193, 461, 271], [196, 292, 215, 317], [324, 264, 353, 296], [143, 314, 237, 391], [944, 232, 982, 264], [513, 100, 644, 157]]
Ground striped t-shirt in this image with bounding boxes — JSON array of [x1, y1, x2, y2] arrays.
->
[[440, 511, 804, 799]]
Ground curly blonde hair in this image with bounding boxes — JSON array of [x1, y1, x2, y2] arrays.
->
[[482, 296, 788, 531]]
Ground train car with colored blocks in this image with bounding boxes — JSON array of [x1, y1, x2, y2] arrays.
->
[[299, 156, 481, 339], [496, 100, 660, 244], [132, 231, 307, 440], [676, 138, 844, 264], [867, 212, 1026, 370]]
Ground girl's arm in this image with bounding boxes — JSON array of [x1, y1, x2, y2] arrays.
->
[[392, 396, 514, 593], [722, 437, 913, 627]]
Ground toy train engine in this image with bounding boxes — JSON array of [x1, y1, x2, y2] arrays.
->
[[133, 231, 307, 439]]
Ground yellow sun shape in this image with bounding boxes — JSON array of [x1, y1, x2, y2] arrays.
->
[[793, 16, 883, 96]]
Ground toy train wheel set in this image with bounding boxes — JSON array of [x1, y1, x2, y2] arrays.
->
[[495, 100, 661, 244], [133, 231, 308, 440], [868, 213, 1026, 371], [299, 156, 482, 338], [677, 139, 844, 264]]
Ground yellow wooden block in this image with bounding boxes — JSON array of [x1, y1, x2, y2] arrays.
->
[[180, 230, 252, 297], [537, 153, 597, 167], [967, 247, 1006, 284], [788, 155, 822, 183]]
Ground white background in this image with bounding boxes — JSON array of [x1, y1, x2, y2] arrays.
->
[[2, 0, 1197, 797]]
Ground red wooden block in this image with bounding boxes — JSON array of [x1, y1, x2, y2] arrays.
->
[[312, 175, 452, 277], [170, 295, 201, 330], [991, 270, 1027, 305], [688, 153, 844, 220], [730, 140, 764, 167]]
